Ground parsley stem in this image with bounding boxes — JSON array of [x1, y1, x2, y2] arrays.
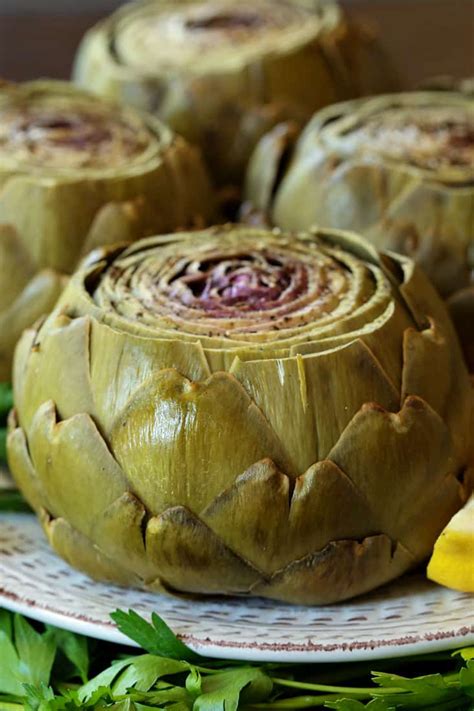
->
[[271, 677, 406, 695], [246, 692, 357, 708]]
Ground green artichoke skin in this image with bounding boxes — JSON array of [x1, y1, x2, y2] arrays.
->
[[0, 80, 215, 381], [244, 92, 474, 368], [73, 0, 397, 187], [8, 225, 473, 605]]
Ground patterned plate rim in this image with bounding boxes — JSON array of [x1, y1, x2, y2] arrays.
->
[[0, 589, 473, 663]]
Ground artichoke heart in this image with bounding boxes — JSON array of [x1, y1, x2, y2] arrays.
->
[[0, 79, 215, 380], [73, 0, 397, 186], [244, 91, 474, 369], [8, 225, 473, 604]]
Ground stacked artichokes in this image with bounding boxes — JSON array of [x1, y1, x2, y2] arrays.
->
[[8, 226, 472, 604], [73, 0, 396, 186], [245, 92, 474, 368], [0, 80, 214, 380]]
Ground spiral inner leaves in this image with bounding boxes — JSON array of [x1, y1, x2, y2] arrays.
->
[[113, 0, 328, 71], [329, 104, 474, 171], [90, 228, 396, 356], [0, 92, 155, 170]]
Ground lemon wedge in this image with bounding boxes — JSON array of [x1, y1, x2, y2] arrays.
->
[[427, 494, 474, 593]]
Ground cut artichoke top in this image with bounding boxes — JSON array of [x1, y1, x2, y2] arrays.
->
[[302, 92, 474, 181], [74, 225, 437, 374], [339, 107, 474, 170], [0, 81, 170, 175], [110, 0, 337, 73]]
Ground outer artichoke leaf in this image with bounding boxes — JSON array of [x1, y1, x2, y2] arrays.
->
[[0, 223, 36, 308], [273, 161, 416, 245], [159, 135, 216, 227], [232, 338, 399, 472], [0, 176, 110, 273], [377, 183, 472, 298], [328, 396, 459, 558], [255, 535, 414, 605], [80, 199, 149, 257], [109, 369, 291, 514], [7, 418, 47, 513], [201, 459, 290, 574], [272, 151, 338, 232], [11, 327, 37, 411], [14, 315, 95, 432], [401, 320, 451, 416], [146, 506, 263, 594], [27, 401, 128, 540], [287, 459, 379, 563], [394, 471, 464, 560], [0, 269, 66, 382], [244, 121, 301, 215], [401, 318, 473, 462], [43, 513, 143, 588], [397, 258, 459, 340], [92, 492, 156, 582], [89, 319, 211, 434]]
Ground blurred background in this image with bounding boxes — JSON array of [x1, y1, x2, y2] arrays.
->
[[0, 0, 473, 87]]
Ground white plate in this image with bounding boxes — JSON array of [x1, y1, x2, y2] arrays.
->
[[0, 512, 472, 663]]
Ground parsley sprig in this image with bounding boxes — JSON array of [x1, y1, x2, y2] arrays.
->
[[0, 607, 473, 710]]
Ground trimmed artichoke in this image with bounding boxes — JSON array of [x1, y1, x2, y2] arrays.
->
[[0, 80, 214, 380], [245, 92, 474, 368], [73, 0, 396, 187], [8, 225, 473, 604]]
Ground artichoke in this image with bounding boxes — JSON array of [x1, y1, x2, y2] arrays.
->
[[8, 225, 473, 605], [73, 0, 396, 187], [0, 80, 214, 380], [245, 91, 474, 368]]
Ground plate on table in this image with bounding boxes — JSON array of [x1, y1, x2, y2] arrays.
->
[[0, 512, 472, 662]]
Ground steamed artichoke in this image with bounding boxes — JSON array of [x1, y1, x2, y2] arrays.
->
[[245, 92, 474, 368], [0, 80, 214, 380], [73, 0, 396, 187], [8, 225, 472, 604]]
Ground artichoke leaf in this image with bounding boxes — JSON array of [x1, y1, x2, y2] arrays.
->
[[328, 396, 460, 558], [43, 513, 144, 589], [110, 369, 292, 515], [0, 269, 66, 382], [287, 459, 380, 562], [232, 338, 399, 472], [201, 459, 291, 573], [401, 318, 473, 462], [7, 416, 47, 513], [89, 318, 211, 434], [0, 224, 36, 308], [92, 492, 156, 582], [146, 506, 263, 594], [27, 401, 129, 540], [14, 315, 95, 433], [80, 199, 149, 257], [256, 536, 414, 605]]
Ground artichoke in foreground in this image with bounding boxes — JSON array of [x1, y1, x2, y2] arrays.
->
[[0, 80, 214, 380], [73, 0, 396, 187], [8, 225, 473, 604], [245, 91, 474, 368]]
